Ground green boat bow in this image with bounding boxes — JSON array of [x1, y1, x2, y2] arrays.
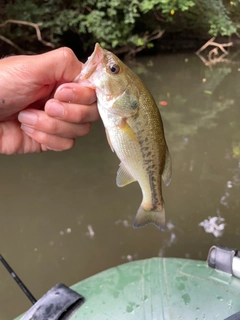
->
[[15, 257, 240, 319]]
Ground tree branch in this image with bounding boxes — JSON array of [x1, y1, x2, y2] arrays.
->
[[127, 28, 165, 57], [0, 35, 27, 54], [112, 28, 165, 57], [153, 9, 166, 23], [196, 37, 233, 55], [196, 37, 233, 66], [0, 19, 55, 48]]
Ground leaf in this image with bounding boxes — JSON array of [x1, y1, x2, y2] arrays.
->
[[204, 90, 213, 95]]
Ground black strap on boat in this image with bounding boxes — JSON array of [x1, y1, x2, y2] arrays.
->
[[20, 283, 85, 320], [0, 254, 85, 320]]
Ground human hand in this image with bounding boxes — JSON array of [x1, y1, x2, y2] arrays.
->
[[0, 47, 99, 154]]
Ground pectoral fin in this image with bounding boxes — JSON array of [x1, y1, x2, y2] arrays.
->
[[116, 163, 136, 187], [162, 148, 172, 186], [111, 87, 139, 118], [117, 119, 138, 142]]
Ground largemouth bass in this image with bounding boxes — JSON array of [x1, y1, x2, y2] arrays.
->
[[75, 43, 172, 230]]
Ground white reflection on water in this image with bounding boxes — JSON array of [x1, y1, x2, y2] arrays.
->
[[227, 181, 233, 188], [158, 221, 179, 257], [199, 216, 225, 237], [115, 219, 131, 228], [86, 224, 95, 238], [121, 253, 139, 262], [220, 192, 230, 207]]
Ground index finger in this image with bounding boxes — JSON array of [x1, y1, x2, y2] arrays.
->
[[12, 47, 84, 85]]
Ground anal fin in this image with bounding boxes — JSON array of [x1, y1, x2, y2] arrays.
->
[[116, 163, 136, 187]]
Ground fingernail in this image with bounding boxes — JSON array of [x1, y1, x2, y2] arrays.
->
[[21, 124, 35, 133], [18, 111, 38, 125], [46, 101, 64, 118], [55, 87, 74, 102]]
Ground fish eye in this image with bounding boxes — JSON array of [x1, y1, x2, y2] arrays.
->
[[109, 64, 120, 74]]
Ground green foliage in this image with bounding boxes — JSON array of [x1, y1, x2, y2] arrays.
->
[[198, 0, 237, 36], [0, 0, 239, 55], [140, 0, 195, 16]]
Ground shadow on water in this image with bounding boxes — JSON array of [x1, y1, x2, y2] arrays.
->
[[0, 52, 240, 319]]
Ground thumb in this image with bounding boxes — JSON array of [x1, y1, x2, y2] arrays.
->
[[32, 47, 83, 84]]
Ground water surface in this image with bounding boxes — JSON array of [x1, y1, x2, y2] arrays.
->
[[0, 52, 239, 319]]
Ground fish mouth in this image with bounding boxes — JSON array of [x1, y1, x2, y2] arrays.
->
[[76, 43, 103, 81]]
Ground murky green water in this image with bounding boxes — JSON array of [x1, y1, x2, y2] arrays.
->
[[0, 52, 239, 319]]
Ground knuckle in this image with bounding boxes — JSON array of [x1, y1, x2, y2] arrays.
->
[[61, 139, 75, 150], [37, 132, 50, 145], [41, 138, 75, 152], [76, 107, 85, 123], [59, 47, 75, 60], [81, 123, 91, 136], [47, 120, 59, 133]]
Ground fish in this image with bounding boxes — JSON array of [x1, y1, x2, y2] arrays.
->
[[75, 43, 172, 230]]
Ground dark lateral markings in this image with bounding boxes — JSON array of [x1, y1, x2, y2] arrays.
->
[[1, 99, 5, 104]]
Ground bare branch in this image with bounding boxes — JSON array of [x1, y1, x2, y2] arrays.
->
[[0, 35, 34, 54], [148, 29, 165, 43], [112, 28, 165, 58], [208, 47, 218, 61], [197, 51, 230, 67], [196, 37, 233, 67], [196, 37, 216, 55], [153, 9, 166, 23], [196, 37, 233, 55], [0, 19, 55, 48], [127, 29, 165, 58]]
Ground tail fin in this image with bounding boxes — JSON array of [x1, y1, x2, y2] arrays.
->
[[133, 204, 165, 231]]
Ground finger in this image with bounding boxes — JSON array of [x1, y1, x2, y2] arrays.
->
[[45, 99, 100, 123], [54, 83, 96, 105], [31, 47, 84, 83], [21, 126, 75, 151], [0, 48, 83, 114], [2, 96, 49, 121], [2, 47, 83, 85], [18, 110, 91, 139]]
